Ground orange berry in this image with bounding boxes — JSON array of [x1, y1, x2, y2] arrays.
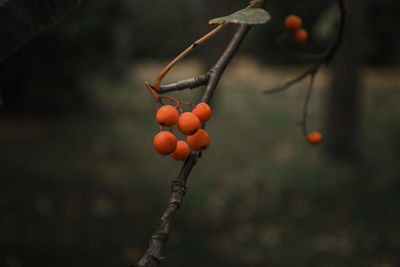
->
[[156, 105, 179, 127], [285, 15, 302, 32], [170, 140, 190, 161], [187, 129, 210, 152], [294, 28, 308, 44], [192, 102, 212, 123], [177, 112, 200, 135], [307, 131, 323, 145], [153, 131, 177, 155]]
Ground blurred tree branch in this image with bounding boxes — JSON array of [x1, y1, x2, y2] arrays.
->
[[262, 0, 346, 135], [0, 0, 81, 62], [262, 0, 346, 95]]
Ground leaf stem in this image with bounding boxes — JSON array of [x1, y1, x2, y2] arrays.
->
[[153, 24, 225, 91]]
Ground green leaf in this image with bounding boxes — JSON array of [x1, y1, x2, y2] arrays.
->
[[209, 6, 270, 25]]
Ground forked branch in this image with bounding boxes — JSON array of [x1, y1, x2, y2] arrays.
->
[[136, 23, 254, 267], [158, 73, 210, 94], [262, 0, 345, 136], [262, 0, 346, 95], [153, 24, 225, 91], [136, 0, 345, 265]]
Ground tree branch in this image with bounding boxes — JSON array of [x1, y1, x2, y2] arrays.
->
[[262, 0, 346, 95], [202, 25, 251, 103], [153, 24, 225, 91], [157, 24, 251, 98], [158, 73, 210, 94], [136, 23, 254, 267], [299, 72, 316, 135], [262, 63, 318, 95]]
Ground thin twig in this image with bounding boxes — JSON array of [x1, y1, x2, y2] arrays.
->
[[300, 72, 316, 135], [136, 23, 254, 267], [275, 33, 325, 62], [325, 0, 346, 65], [153, 24, 225, 91], [262, 62, 319, 95]]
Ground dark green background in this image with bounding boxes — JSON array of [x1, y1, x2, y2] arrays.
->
[[1, 1, 400, 266]]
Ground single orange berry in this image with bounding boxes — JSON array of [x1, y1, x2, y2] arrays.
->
[[156, 105, 179, 127], [294, 28, 308, 44], [285, 15, 302, 32], [307, 131, 323, 145], [192, 102, 212, 123], [153, 131, 177, 155], [187, 129, 210, 152], [177, 112, 200, 135], [170, 140, 190, 161]]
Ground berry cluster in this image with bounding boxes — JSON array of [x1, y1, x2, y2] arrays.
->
[[285, 14, 308, 44], [146, 83, 212, 161]]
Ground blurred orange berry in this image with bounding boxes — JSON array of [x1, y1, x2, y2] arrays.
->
[[307, 131, 323, 145], [294, 28, 308, 44], [285, 15, 302, 32]]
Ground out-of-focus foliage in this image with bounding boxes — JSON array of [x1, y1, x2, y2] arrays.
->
[[1, 63, 400, 267], [0, 0, 399, 112], [0, 1, 400, 267]]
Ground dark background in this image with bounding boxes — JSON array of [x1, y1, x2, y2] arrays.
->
[[1, 0, 400, 266]]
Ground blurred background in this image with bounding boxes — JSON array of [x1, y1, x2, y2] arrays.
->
[[1, 0, 400, 266]]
